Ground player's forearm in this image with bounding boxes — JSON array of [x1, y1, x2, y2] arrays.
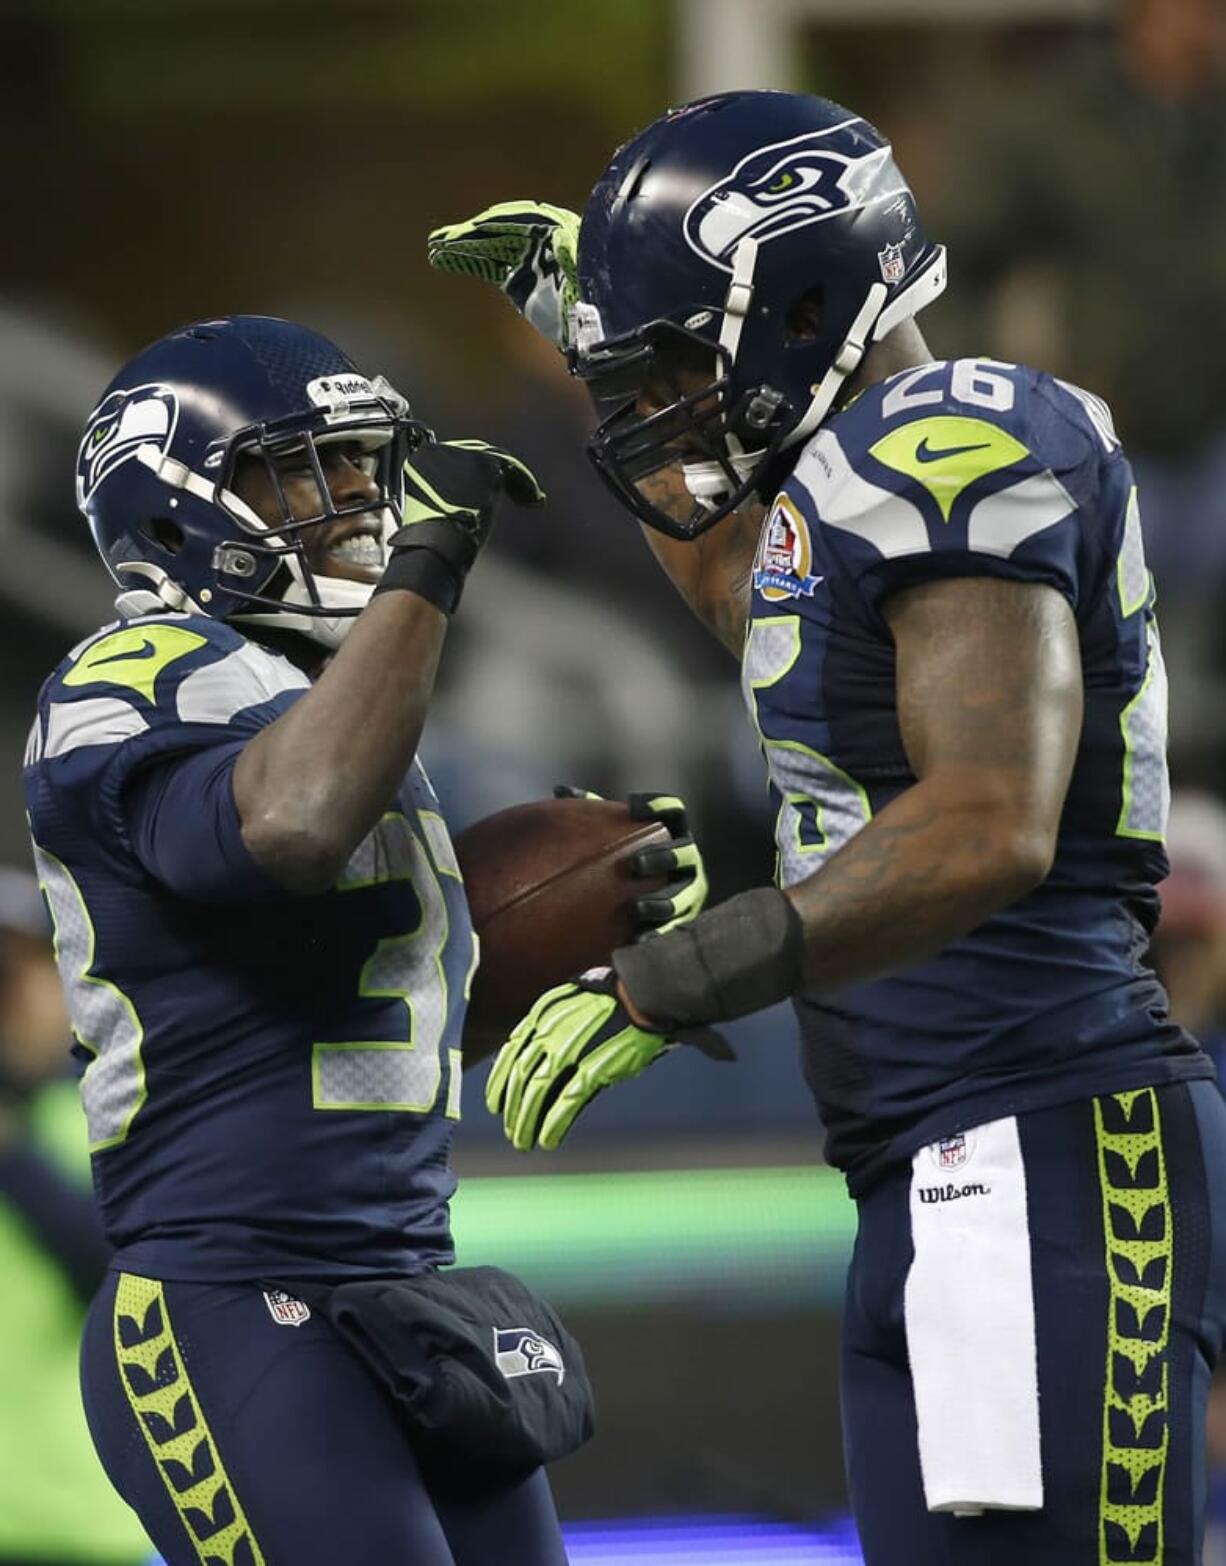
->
[[234, 592, 447, 892], [613, 780, 1055, 1031], [784, 778, 1056, 992]]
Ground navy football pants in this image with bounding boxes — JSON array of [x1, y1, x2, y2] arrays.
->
[[80, 1272, 569, 1566], [842, 1080, 1226, 1565]]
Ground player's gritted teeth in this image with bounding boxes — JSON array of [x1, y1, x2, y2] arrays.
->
[[315, 517, 385, 582]]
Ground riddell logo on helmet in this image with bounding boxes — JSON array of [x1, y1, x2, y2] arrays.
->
[[683, 127, 908, 273], [307, 374, 375, 407]]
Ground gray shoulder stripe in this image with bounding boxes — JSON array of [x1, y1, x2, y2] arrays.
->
[[44, 698, 150, 759], [795, 430, 929, 558], [966, 471, 1076, 559], [176, 644, 309, 726]]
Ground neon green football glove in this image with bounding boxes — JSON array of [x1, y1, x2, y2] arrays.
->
[[486, 967, 733, 1152], [427, 201, 581, 351], [553, 785, 709, 935]]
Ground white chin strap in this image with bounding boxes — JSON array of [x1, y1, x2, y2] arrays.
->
[[682, 443, 761, 507], [134, 441, 389, 651], [233, 573, 375, 652], [679, 239, 949, 507]]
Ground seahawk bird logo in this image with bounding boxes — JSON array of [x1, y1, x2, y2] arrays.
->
[[494, 1326, 565, 1385], [683, 125, 908, 273], [76, 384, 179, 508]]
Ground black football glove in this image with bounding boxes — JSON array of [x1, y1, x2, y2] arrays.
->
[[374, 438, 545, 615], [552, 785, 709, 935]]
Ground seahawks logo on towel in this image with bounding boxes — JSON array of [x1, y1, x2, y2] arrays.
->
[[494, 1326, 565, 1385]]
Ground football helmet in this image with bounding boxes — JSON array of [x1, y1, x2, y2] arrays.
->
[[75, 315, 425, 647], [573, 90, 947, 539]]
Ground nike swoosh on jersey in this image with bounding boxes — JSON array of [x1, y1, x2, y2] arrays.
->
[[90, 640, 160, 668], [62, 624, 209, 703], [915, 438, 993, 463]]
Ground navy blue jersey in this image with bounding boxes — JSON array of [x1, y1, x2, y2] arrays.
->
[[23, 612, 476, 1281], [744, 358, 1212, 1191]]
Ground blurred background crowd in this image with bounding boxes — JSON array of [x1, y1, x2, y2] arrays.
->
[[2, 0, 1226, 1561]]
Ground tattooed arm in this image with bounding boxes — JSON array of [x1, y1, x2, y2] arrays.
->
[[785, 575, 1083, 989], [638, 506, 764, 658]]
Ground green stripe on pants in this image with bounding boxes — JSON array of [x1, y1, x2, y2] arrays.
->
[[1095, 1088, 1171, 1565], [113, 1272, 265, 1566]]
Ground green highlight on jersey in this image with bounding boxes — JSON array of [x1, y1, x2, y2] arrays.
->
[[869, 415, 1029, 523], [62, 625, 208, 704], [114, 1273, 265, 1566], [1116, 488, 1150, 620], [1094, 1089, 1171, 1566]]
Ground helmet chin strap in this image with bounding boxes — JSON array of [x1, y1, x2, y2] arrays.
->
[[233, 512, 397, 650], [681, 237, 763, 508], [233, 579, 373, 652], [783, 281, 888, 451], [682, 441, 761, 506]]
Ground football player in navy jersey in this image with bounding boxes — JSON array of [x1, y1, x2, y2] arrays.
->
[[430, 93, 1226, 1565], [23, 314, 593, 1565]]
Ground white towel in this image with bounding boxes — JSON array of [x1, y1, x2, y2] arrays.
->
[[904, 1115, 1043, 1515]]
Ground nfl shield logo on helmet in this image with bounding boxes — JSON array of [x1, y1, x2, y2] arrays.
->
[[494, 1326, 565, 1385], [878, 243, 906, 284], [263, 1289, 311, 1327]]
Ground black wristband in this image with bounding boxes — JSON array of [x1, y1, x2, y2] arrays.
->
[[611, 886, 805, 1028], [372, 549, 464, 615]]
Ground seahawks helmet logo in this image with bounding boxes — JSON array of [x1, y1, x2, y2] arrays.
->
[[76, 384, 178, 509], [683, 126, 908, 273], [494, 1326, 565, 1385]]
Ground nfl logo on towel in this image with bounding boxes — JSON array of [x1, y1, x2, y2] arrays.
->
[[263, 1289, 311, 1327], [494, 1327, 565, 1385], [935, 1133, 969, 1170]]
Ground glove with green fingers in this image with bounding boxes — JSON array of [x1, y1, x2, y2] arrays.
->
[[625, 792, 709, 934], [427, 201, 582, 351], [485, 966, 733, 1152], [374, 437, 544, 615], [552, 785, 710, 935]]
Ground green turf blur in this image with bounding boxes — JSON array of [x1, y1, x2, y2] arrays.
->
[[450, 1165, 855, 1310]]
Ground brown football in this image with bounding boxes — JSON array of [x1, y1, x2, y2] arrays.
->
[[454, 796, 670, 1041]]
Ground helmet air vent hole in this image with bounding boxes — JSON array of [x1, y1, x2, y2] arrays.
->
[[142, 517, 185, 555], [785, 287, 824, 345], [618, 155, 652, 206]]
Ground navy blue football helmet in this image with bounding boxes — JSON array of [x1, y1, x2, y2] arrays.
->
[[76, 315, 424, 646], [573, 91, 946, 539]]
